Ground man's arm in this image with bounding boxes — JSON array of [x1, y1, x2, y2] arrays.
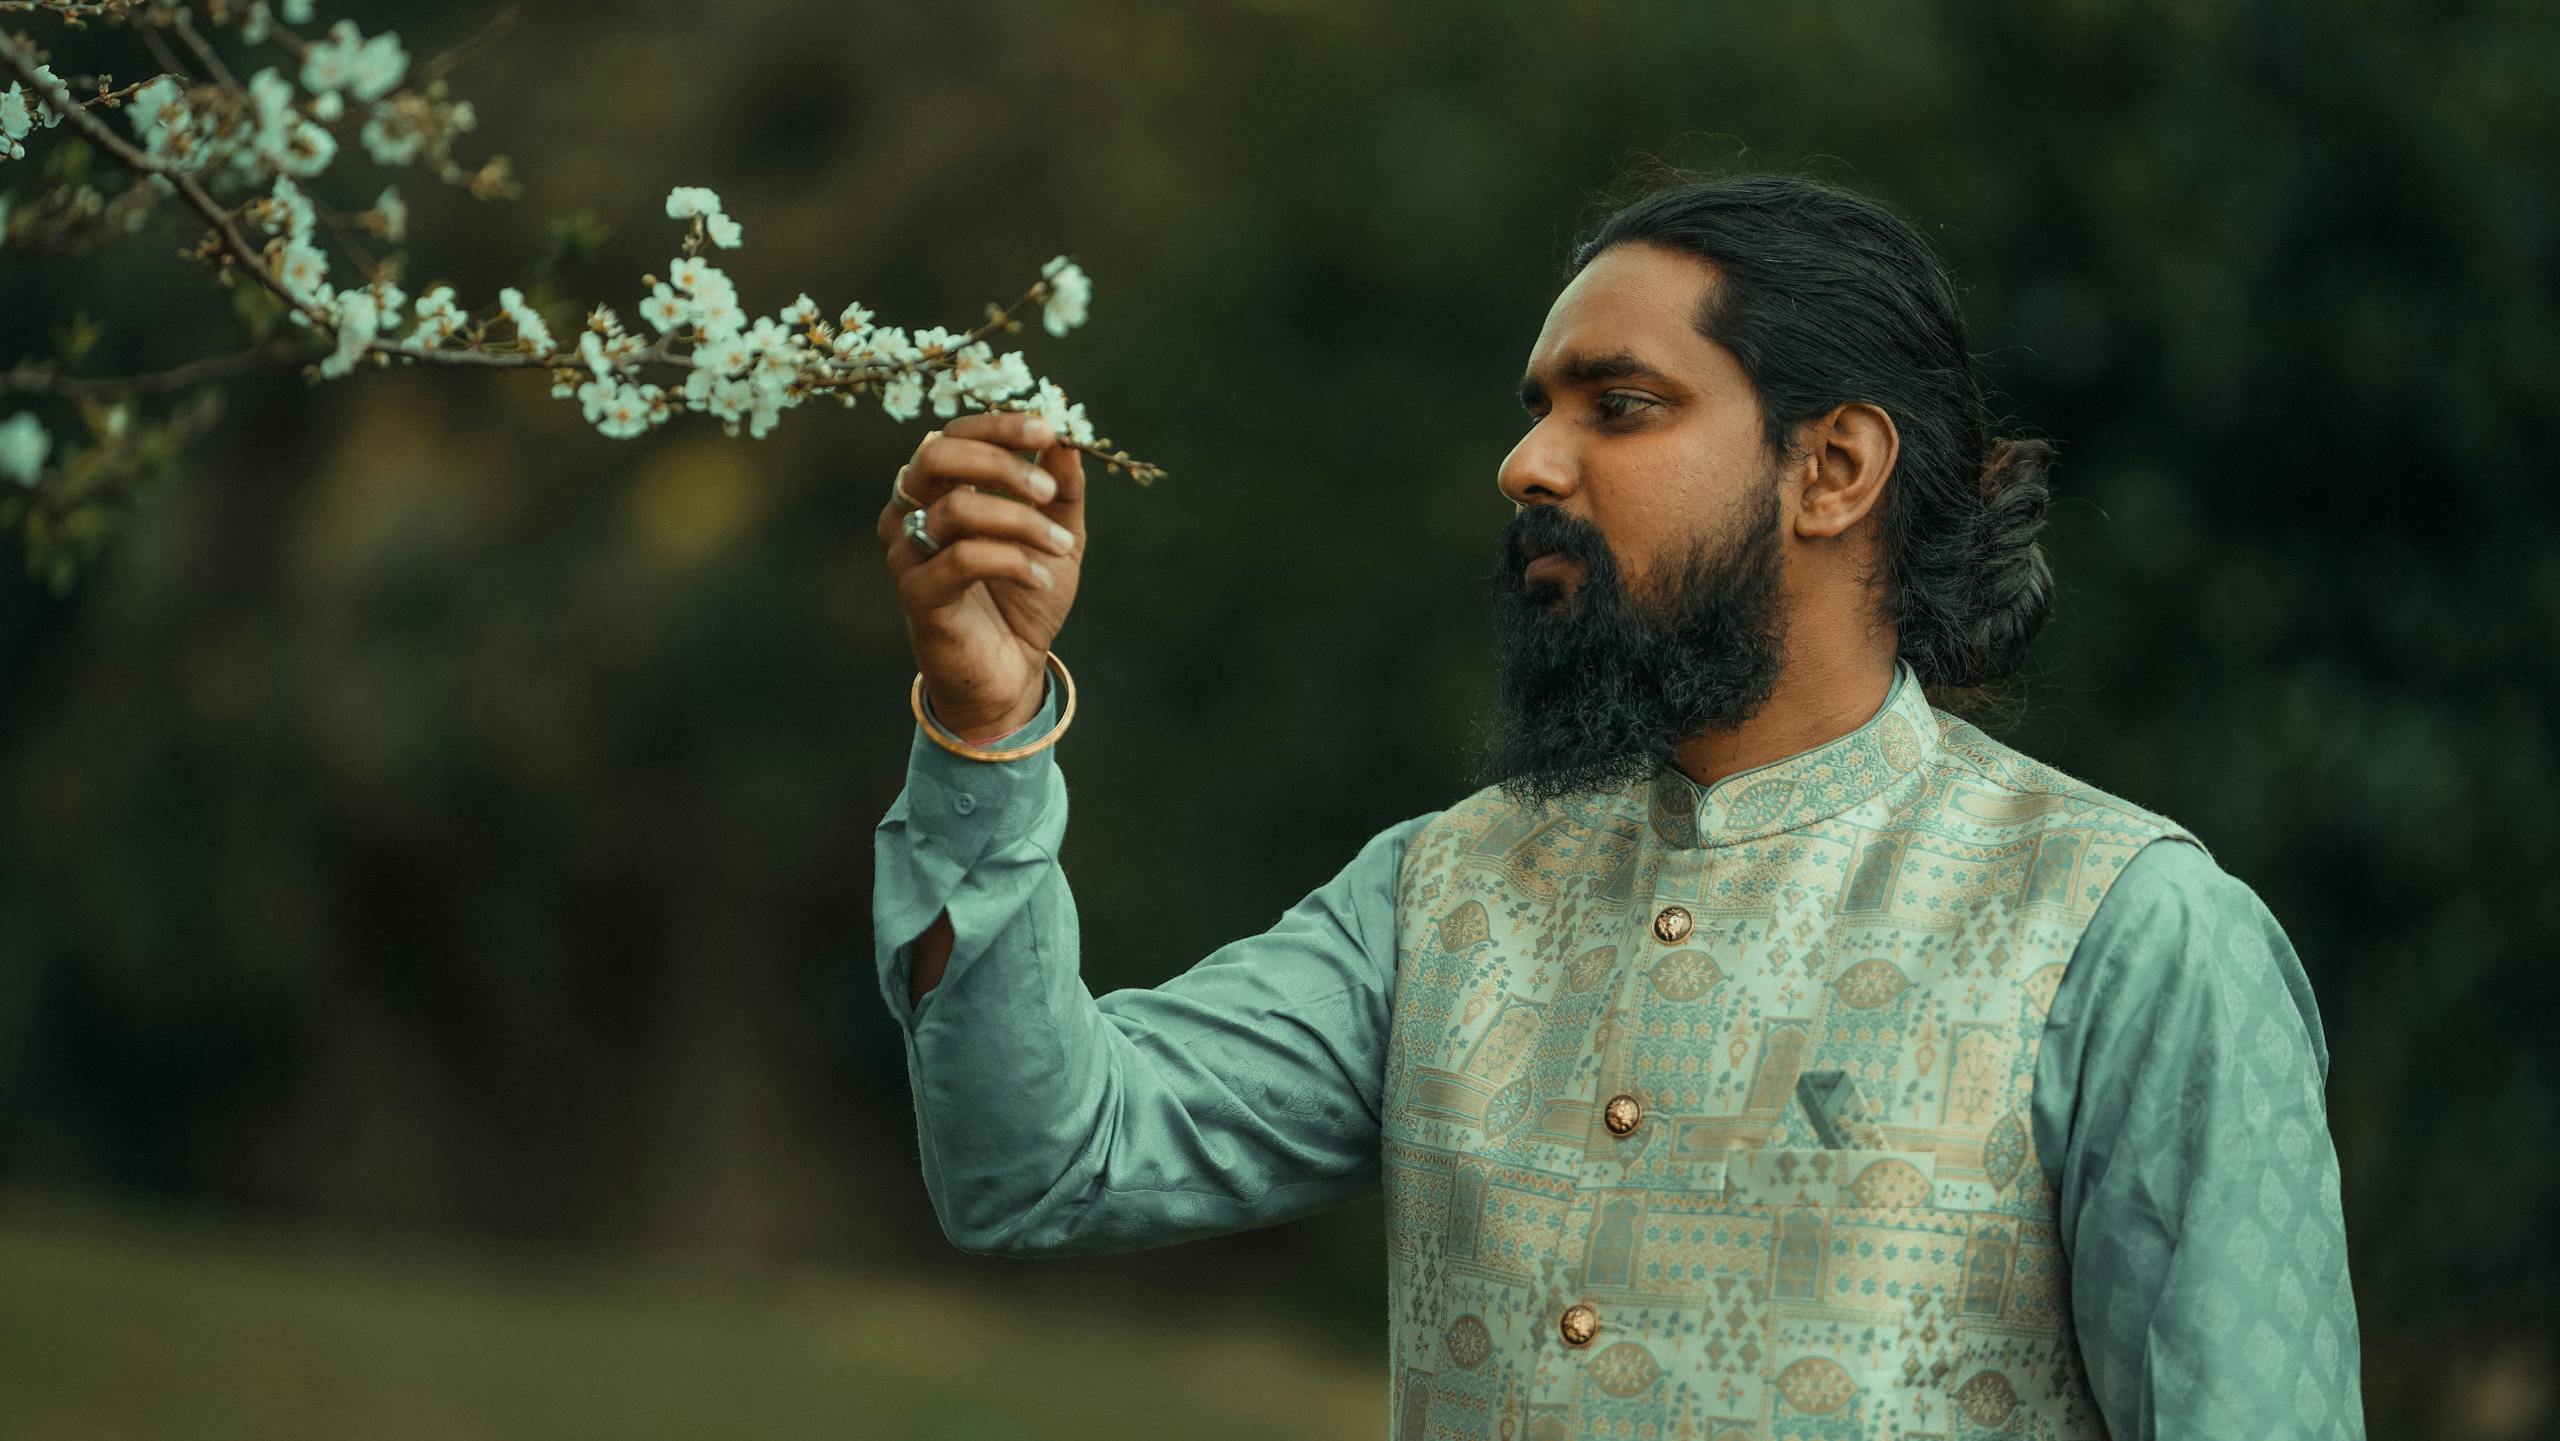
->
[[874, 680, 1441, 1257], [2032, 835, 2367, 1439]]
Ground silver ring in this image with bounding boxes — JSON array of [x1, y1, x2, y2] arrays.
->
[[902, 505, 943, 556]]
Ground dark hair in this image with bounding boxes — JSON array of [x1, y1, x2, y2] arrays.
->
[[1567, 168, 2054, 712]]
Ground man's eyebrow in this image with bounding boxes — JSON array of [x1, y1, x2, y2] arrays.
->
[[1517, 349, 1678, 410]]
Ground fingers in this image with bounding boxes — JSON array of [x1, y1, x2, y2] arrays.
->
[[942, 408, 1057, 454], [896, 536, 1055, 612], [923, 486, 1078, 558], [898, 431, 1060, 510]]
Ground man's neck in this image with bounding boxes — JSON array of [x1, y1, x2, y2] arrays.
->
[[1670, 649, 1897, 791]]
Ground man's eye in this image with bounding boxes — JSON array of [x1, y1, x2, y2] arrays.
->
[[1596, 392, 1654, 421]]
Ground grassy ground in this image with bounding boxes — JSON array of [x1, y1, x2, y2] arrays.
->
[[0, 1193, 1384, 1440]]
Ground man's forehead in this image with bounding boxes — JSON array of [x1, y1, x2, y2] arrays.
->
[[1521, 248, 1718, 393]]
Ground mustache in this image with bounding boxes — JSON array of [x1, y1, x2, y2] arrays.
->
[[1502, 506, 1611, 578]]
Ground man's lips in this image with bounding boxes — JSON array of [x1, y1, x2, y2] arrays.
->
[[1524, 552, 1578, 584]]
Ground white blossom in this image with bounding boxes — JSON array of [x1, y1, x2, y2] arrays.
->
[[365, 276, 407, 331], [704, 212, 743, 249], [276, 236, 336, 312], [320, 289, 377, 378], [578, 328, 613, 379], [780, 293, 820, 327], [0, 67, 62, 162], [1023, 377, 1095, 447], [241, 2, 273, 45], [359, 102, 423, 166], [1040, 255, 1091, 338], [595, 381, 659, 440], [309, 90, 343, 123], [836, 301, 874, 336], [373, 184, 406, 243], [852, 325, 918, 367], [410, 283, 462, 344], [576, 374, 617, 424], [264, 174, 316, 241], [282, 0, 315, 22], [639, 282, 691, 334], [878, 371, 924, 423], [0, 412, 48, 487], [302, 21, 409, 104], [692, 284, 742, 338], [1, 85, 29, 161], [497, 285, 553, 356], [664, 186, 723, 220], [123, 76, 212, 173], [241, 66, 335, 179]]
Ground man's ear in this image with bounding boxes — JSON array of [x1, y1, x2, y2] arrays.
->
[[1793, 402, 1898, 541]]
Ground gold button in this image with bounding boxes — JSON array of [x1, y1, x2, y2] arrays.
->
[[1651, 905, 1692, 944], [1559, 1302, 1599, 1347], [1603, 1094, 1643, 1136]]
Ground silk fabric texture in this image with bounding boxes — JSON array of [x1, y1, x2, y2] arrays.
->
[[873, 660, 2365, 1439]]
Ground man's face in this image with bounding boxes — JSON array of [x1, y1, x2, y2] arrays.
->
[[1472, 242, 1794, 808]]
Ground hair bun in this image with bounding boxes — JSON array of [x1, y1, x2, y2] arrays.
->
[[1951, 436, 2059, 689]]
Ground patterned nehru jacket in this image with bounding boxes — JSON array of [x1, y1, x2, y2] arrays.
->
[[1381, 660, 2202, 1441]]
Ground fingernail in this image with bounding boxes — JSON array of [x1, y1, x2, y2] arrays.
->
[[1046, 522, 1075, 553], [1025, 421, 1055, 446], [1029, 468, 1057, 500], [1029, 561, 1054, 590]]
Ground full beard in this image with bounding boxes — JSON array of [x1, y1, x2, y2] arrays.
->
[[1468, 470, 1791, 810]]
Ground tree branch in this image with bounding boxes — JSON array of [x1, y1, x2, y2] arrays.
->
[[0, 341, 307, 397]]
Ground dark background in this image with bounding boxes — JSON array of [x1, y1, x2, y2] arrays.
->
[[1, 1, 2552, 1436]]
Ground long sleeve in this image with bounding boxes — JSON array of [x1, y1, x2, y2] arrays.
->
[[2031, 835, 2366, 1440], [872, 681, 1441, 1258]]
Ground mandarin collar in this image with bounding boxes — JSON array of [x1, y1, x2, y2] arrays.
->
[[1645, 659, 1942, 850]]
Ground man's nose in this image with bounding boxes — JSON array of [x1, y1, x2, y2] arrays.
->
[[1498, 425, 1577, 508]]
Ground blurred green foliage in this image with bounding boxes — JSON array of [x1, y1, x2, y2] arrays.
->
[[0, 0, 2554, 1436]]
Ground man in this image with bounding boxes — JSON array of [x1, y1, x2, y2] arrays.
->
[[871, 172, 2365, 1439]]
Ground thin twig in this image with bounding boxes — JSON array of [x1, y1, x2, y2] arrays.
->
[[78, 75, 152, 109], [135, 23, 190, 81], [0, 342, 307, 397], [417, 3, 519, 87], [167, 9, 239, 92]]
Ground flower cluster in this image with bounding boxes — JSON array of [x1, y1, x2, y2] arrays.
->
[[0, 60, 63, 162], [298, 19, 410, 105], [665, 185, 742, 250], [0, 8, 1164, 514]]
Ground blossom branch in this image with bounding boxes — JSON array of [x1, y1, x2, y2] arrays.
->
[[0, 34, 334, 331], [0, 5, 1166, 512]]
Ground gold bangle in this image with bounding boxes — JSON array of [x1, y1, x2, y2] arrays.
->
[[911, 650, 1077, 763]]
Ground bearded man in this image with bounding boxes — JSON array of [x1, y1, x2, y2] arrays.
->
[[870, 172, 2365, 1440]]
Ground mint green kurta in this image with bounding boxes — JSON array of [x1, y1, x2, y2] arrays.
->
[[873, 664, 2364, 1439]]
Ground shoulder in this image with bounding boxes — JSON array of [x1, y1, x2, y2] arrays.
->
[[1926, 710, 2204, 853], [2057, 835, 2333, 1085]]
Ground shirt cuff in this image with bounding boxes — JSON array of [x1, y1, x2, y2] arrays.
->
[[904, 672, 1063, 861]]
